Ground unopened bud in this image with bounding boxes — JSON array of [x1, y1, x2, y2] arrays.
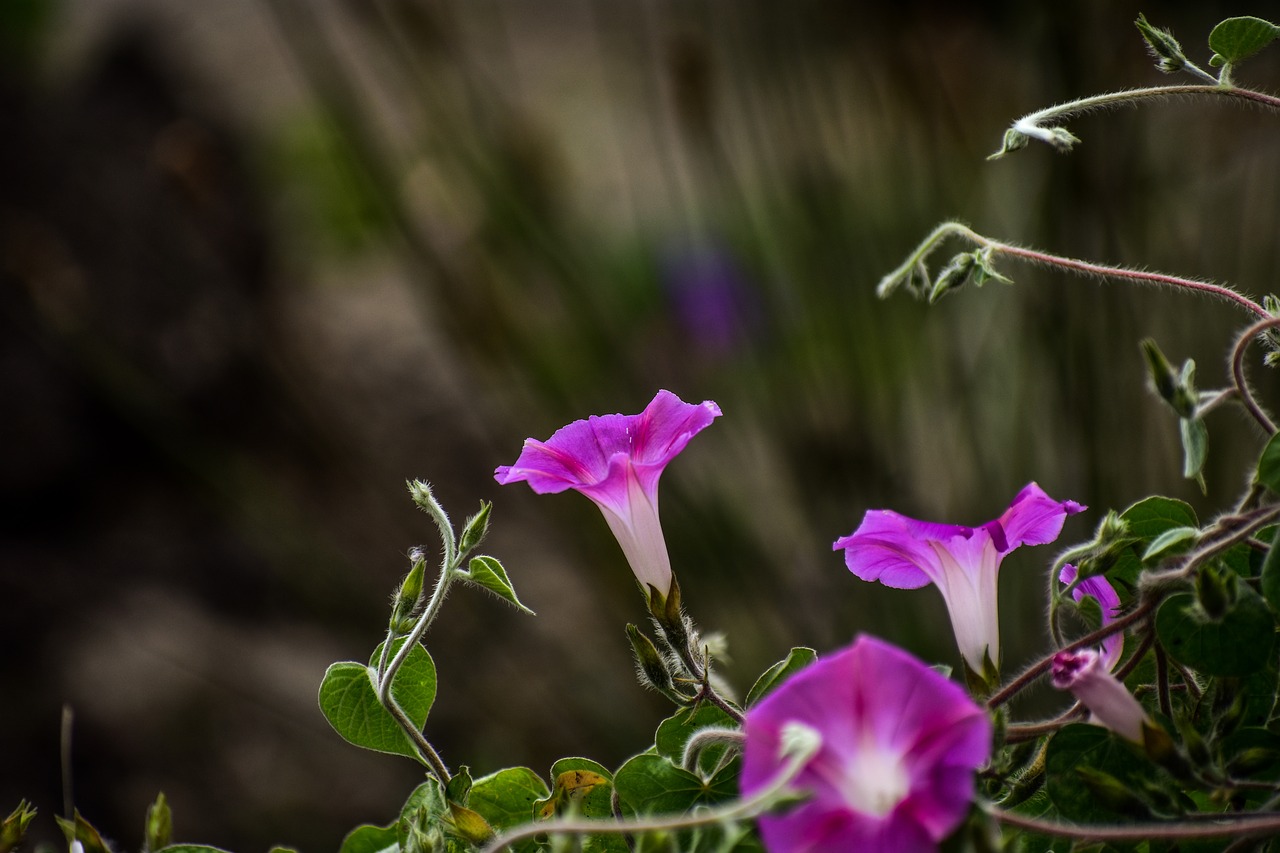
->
[[626, 624, 672, 693], [458, 501, 492, 556], [1196, 562, 1236, 621], [1075, 766, 1154, 819], [144, 793, 171, 853]]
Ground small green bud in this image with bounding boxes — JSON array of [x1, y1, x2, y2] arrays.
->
[[1196, 562, 1237, 621], [1226, 746, 1280, 777], [0, 802, 37, 853], [928, 251, 976, 304], [1175, 718, 1212, 768], [988, 128, 1029, 160], [1076, 511, 1138, 578], [445, 765, 474, 805], [144, 793, 171, 853], [1213, 679, 1248, 737], [457, 501, 492, 556], [626, 624, 672, 693], [1141, 338, 1180, 405], [1135, 14, 1189, 73], [392, 557, 427, 626], [447, 803, 493, 844], [1143, 721, 1192, 781], [406, 479, 437, 512]]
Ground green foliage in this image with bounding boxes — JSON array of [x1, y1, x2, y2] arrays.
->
[[318, 639, 437, 760], [1155, 587, 1276, 677], [1208, 16, 1280, 68], [744, 647, 817, 707], [464, 555, 534, 614]]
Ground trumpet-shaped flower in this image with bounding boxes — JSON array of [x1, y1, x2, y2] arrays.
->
[[1052, 648, 1150, 743], [741, 635, 992, 853], [1059, 564, 1123, 670], [834, 483, 1084, 685], [493, 390, 720, 598]]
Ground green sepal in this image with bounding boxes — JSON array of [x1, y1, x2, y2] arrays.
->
[[446, 802, 494, 846], [144, 793, 172, 853], [55, 812, 113, 853], [0, 802, 37, 853], [391, 558, 427, 626], [745, 647, 817, 707], [465, 555, 534, 615], [318, 638, 437, 759]]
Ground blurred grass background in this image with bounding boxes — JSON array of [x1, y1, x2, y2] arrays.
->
[[2, 0, 1278, 849]]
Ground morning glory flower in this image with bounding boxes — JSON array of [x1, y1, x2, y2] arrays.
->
[[1059, 564, 1123, 670], [1052, 648, 1150, 743], [834, 483, 1085, 687], [741, 635, 992, 853], [493, 390, 721, 598]]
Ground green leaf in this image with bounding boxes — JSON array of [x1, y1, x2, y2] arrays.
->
[[1180, 417, 1208, 492], [1044, 724, 1163, 823], [1255, 432, 1280, 494], [1119, 496, 1198, 539], [614, 753, 738, 817], [1141, 526, 1199, 564], [318, 639, 437, 759], [1155, 587, 1277, 677], [466, 556, 535, 614], [1262, 533, 1280, 613], [654, 705, 736, 776], [338, 823, 399, 853], [1208, 16, 1280, 65], [745, 647, 817, 707], [468, 766, 549, 837]]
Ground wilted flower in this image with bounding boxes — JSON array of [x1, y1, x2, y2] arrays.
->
[[741, 635, 992, 853], [494, 390, 720, 598], [834, 483, 1085, 688], [1059, 564, 1123, 670], [1051, 648, 1150, 743]]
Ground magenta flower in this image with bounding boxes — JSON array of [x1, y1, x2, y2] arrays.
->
[[833, 483, 1085, 686], [493, 390, 721, 598], [741, 635, 992, 853], [1052, 648, 1150, 743], [1058, 564, 1123, 670]]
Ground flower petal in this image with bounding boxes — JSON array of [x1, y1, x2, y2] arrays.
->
[[993, 482, 1086, 553], [1059, 564, 1123, 670], [742, 635, 992, 853]]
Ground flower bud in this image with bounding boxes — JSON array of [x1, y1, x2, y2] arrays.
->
[[144, 793, 171, 853], [626, 624, 673, 694], [1052, 649, 1151, 743], [457, 501, 492, 556], [1195, 562, 1236, 621]]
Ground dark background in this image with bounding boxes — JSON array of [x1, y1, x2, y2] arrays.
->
[[3, 1, 1278, 850]]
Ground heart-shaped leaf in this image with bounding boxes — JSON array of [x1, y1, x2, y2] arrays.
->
[[318, 639, 437, 759]]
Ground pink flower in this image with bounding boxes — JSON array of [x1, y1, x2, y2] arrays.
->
[[741, 635, 992, 853], [1058, 564, 1123, 670], [1051, 648, 1149, 743], [834, 484, 1085, 686], [494, 390, 721, 598]]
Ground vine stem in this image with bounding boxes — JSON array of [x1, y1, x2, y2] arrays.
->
[[1231, 316, 1280, 435], [878, 221, 1268, 319], [478, 726, 820, 853], [1004, 83, 1280, 153], [992, 806, 1280, 843]]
